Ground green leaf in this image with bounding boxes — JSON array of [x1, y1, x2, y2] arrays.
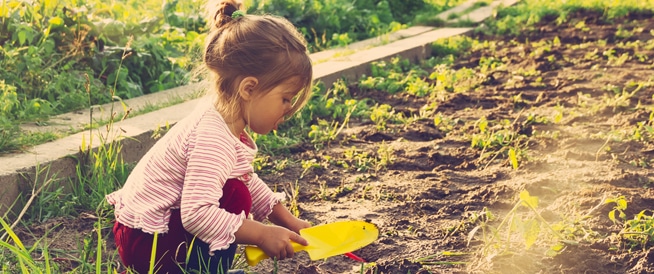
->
[[509, 147, 518, 169], [546, 242, 566, 257], [18, 31, 27, 46], [148, 232, 159, 274], [478, 117, 488, 133], [48, 17, 64, 27], [608, 210, 616, 223], [520, 190, 538, 208], [523, 219, 540, 249], [466, 225, 482, 247], [617, 198, 627, 210]]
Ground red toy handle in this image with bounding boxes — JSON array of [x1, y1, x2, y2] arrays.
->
[[344, 252, 366, 262]]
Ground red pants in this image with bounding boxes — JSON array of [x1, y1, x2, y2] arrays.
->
[[113, 179, 252, 274]]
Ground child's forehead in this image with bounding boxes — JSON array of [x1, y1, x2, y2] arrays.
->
[[272, 77, 302, 92]]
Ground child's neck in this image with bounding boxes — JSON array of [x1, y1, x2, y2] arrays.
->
[[223, 114, 247, 138], [213, 100, 247, 138]]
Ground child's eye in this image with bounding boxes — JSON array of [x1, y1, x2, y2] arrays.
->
[[283, 98, 291, 103]]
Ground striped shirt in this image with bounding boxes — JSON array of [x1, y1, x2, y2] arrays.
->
[[106, 99, 285, 252]]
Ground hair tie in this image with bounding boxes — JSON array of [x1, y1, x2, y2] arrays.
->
[[232, 10, 245, 19]]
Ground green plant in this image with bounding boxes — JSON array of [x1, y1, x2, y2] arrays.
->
[[605, 196, 628, 224], [300, 159, 323, 179], [468, 191, 573, 260], [284, 181, 301, 218], [307, 99, 359, 148], [0, 216, 48, 272], [414, 251, 468, 266], [341, 146, 375, 172], [336, 144, 394, 174], [431, 35, 475, 59], [314, 177, 353, 202], [469, 116, 530, 169], [477, 0, 654, 37], [75, 93, 131, 214], [632, 109, 654, 144], [359, 57, 435, 95], [246, 0, 463, 52], [375, 142, 395, 172], [446, 207, 495, 240], [370, 104, 399, 131], [618, 209, 654, 250]]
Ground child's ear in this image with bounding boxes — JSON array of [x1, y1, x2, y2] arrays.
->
[[238, 76, 258, 101]]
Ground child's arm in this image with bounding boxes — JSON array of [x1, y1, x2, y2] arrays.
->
[[267, 202, 311, 234], [234, 218, 307, 259], [247, 173, 311, 233]]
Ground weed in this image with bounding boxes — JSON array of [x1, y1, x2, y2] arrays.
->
[[414, 251, 468, 266], [632, 109, 654, 144], [340, 144, 394, 174], [605, 195, 628, 224], [370, 104, 400, 131], [603, 49, 630, 66], [359, 57, 435, 95], [445, 207, 495, 239], [284, 181, 302, 218], [361, 184, 395, 202], [433, 112, 459, 134], [375, 143, 396, 172], [315, 178, 353, 201], [469, 116, 530, 169], [300, 159, 323, 179], [618, 209, 654, 250], [308, 99, 358, 148], [0, 216, 44, 272], [341, 146, 376, 172], [466, 191, 584, 262]]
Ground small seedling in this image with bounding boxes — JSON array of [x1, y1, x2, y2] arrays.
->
[[605, 196, 628, 224], [618, 209, 654, 250], [468, 191, 574, 259]]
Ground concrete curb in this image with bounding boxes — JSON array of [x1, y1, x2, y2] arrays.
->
[[0, 0, 517, 217]]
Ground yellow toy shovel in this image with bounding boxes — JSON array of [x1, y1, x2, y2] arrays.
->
[[244, 220, 378, 266]]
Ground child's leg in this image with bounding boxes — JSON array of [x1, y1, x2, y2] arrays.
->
[[113, 209, 190, 273], [113, 178, 252, 273], [186, 178, 252, 273]]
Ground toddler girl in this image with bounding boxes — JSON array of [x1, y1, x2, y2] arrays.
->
[[107, 0, 314, 273]]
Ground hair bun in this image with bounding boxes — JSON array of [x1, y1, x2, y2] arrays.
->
[[209, 0, 243, 28]]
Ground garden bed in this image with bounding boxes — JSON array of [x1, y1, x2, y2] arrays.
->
[[249, 9, 654, 273], [4, 1, 654, 273]]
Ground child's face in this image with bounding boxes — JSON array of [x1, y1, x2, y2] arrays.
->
[[245, 78, 299, 134]]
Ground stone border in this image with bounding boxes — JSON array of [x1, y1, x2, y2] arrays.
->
[[0, 0, 518, 217]]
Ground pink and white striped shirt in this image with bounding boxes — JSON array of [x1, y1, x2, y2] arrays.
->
[[106, 99, 285, 252]]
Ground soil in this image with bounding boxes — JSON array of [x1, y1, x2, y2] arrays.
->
[[11, 10, 654, 274]]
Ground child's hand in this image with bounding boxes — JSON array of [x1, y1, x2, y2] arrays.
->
[[258, 225, 307, 260], [268, 202, 312, 233], [285, 217, 311, 234]]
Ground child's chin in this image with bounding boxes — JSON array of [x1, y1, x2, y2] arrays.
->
[[252, 128, 272, 135]]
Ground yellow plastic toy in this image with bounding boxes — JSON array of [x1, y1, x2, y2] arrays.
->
[[244, 220, 378, 266]]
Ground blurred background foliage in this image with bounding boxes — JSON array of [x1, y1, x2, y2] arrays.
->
[[0, 0, 458, 152]]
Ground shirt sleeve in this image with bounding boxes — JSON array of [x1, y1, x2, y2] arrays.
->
[[248, 173, 286, 222], [180, 114, 246, 252]]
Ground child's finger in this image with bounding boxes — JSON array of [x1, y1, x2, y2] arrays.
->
[[289, 232, 308, 246], [285, 241, 295, 258]]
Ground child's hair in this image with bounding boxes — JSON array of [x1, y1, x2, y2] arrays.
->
[[204, 0, 313, 121]]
